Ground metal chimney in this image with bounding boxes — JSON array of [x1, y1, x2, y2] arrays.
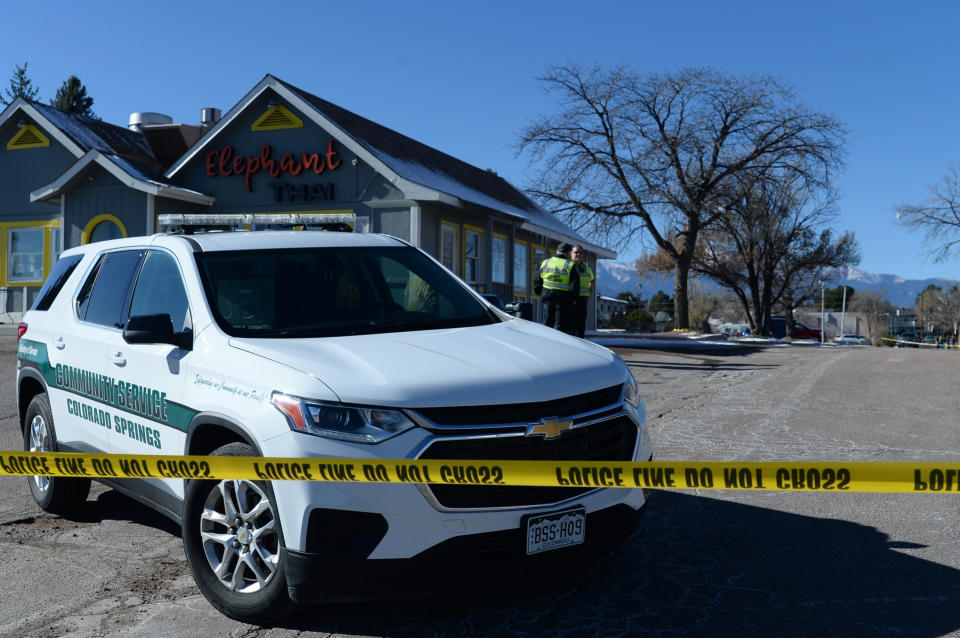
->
[[128, 112, 174, 131], [200, 108, 222, 126]]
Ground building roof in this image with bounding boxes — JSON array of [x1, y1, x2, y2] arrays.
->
[[165, 75, 615, 258], [26, 101, 164, 173], [29, 149, 214, 206], [273, 78, 613, 257], [0, 100, 209, 206]]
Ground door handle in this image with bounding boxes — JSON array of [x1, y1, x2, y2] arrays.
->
[[54, 337, 65, 350], [109, 352, 127, 367]]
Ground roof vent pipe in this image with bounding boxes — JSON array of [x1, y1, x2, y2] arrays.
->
[[200, 108, 222, 126], [128, 112, 173, 131]]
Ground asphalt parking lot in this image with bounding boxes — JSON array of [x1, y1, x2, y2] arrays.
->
[[1, 337, 959, 637]]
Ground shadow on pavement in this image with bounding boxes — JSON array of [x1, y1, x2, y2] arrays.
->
[[58, 489, 182, 537], [280, 491, 960, 637], [605, 341, 777, 356], [626, 360, 779, 372]]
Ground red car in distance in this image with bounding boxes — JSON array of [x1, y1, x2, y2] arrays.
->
[[769, 316, 822, 340]]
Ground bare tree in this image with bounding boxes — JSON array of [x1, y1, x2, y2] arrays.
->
[[896, 165, 960, 262], [686, 172, 859, 335], [518, 64, 847, 328], [930, 285, 960, 339], [850, 290, 894, 344], [914, 284, 941, 335]]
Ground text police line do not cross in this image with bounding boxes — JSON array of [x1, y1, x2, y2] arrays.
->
[[2, 452, 960, 493]]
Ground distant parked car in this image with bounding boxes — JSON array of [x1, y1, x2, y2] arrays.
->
[[834, 334, 868, 345], [895, 332, 920, 347], [769, 317, 822, 340]]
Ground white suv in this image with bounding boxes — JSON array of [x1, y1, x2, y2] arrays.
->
[[17, 230, 651, 622]]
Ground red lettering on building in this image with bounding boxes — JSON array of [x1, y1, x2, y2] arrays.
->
[[325, 139, 341, 171], [204, 142, 341, 191]]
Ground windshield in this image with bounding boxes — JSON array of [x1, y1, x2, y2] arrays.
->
[[195, 246, 497, 338]]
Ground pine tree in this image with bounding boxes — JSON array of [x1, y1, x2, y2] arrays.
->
[[50, 75, 96, 118], [1, 62, 39, 106]]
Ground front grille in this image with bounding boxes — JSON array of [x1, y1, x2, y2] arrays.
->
[[412, 385, 622, 426], [419, 415, 637, 508]]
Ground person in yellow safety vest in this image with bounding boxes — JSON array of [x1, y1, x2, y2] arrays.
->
[[571, 244, 595, 338], [535, 243, 579, 333]]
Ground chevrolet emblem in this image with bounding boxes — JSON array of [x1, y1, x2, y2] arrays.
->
[[526, 417, 573, 439]]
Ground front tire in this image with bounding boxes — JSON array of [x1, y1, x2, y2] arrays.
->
[[23, 393, 90, 514], [182, 442, 293, 623]]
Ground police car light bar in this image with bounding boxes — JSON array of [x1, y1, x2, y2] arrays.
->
[[158, 212, 357, 231]]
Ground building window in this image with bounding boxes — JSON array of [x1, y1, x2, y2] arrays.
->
[[492, 234, 507, 283], [514, 240, 528, 293], [82, 214, 127, 245], [8, 227, 44, 283], [464, 226, 483, 283], [441, 222, 458, 274]]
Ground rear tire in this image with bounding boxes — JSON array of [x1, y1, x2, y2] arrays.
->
[[182, 442, 294, 623], [23, 393, 90, 514]]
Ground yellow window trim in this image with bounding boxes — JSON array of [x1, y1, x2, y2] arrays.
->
[[1, 219, 61, 286], [251, 104, 304, 131], [6, 124, 50, 150], [81, 214, 128, 245], [462, 224, 484, 283]]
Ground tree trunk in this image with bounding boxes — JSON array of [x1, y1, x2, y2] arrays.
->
[[673, 258, 690, 330]]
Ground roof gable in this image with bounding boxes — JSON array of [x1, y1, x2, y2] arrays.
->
[[0, 98, 164, 173], [161, 75, 612, 256]]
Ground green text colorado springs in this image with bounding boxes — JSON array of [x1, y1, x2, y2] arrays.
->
[[55, 363, 167, 449]]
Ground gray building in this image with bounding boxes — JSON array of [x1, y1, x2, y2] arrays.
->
[[0, 75, 612, 323]]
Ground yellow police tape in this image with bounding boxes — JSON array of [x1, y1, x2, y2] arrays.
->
[[2, 450, 960, 492], [880, 337, 959, 349]]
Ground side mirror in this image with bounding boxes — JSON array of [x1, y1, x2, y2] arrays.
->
[[124, 314, 192, 350]]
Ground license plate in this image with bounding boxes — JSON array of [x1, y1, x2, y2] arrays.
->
[[525, 506, 586, 555]]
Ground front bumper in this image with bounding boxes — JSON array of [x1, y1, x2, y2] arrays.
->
[[265, 407, 653, 560], [284, 501, 648, 603]]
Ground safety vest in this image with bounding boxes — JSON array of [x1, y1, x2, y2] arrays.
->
[[540, 255, 574, 291], [576, 263, 595, 297]]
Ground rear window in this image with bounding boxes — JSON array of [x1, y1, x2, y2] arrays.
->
[[31, 254, 83, 311], [195, 246, 496, 338], [76, 250, 145, 328]]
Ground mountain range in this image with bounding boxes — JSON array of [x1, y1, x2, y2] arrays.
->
[[596, 261, 960, 308]]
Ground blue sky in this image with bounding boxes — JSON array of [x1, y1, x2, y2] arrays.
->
[[5, 1, 960, 280]]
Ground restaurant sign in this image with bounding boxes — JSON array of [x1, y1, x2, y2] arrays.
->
[[204, 140, 342, 202]]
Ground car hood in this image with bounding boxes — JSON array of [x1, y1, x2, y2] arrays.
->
[[227, 320, 626, 407]]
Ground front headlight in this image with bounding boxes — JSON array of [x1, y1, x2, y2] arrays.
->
[[623, 373, 648, 430], [624, 373, 642, 409], [271, 392, 415, 444]]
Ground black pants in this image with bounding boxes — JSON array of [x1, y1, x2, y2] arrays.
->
[[543, 293, 574, 334], [573, 297, 588, 338]]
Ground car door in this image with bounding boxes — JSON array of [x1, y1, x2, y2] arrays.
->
[[52, 249, 144, 454], [107, 249, 193, 504]]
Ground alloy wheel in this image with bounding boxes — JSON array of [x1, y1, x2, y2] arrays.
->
[[28, 414, 51, 493], [199, 479, 280, 594]]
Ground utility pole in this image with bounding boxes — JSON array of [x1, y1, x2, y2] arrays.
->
[[840, 285, 847, 340], [820, 280, 825, 344]]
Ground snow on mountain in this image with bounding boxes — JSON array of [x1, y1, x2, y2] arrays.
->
[[596, 260, 960, 307]]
